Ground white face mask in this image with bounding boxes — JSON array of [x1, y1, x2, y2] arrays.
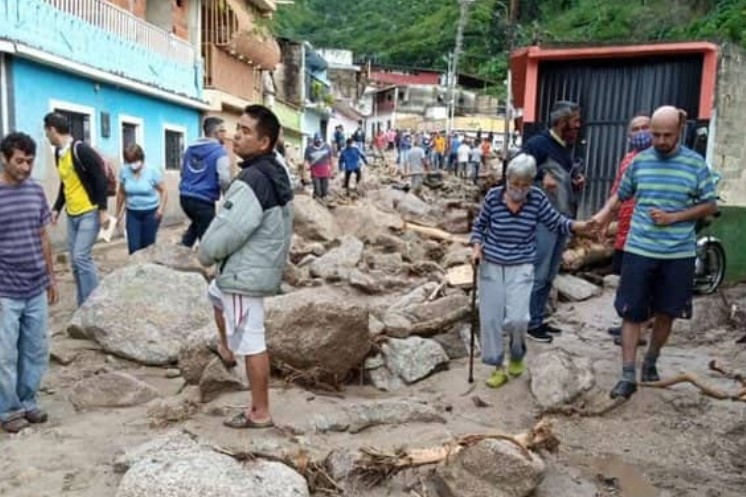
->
[[129, 161, 143, 172], [506, 186, 528, 203]]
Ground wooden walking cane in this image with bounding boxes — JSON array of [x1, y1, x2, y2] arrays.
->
[[468, 260, 478, 384]]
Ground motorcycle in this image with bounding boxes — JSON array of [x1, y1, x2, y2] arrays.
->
[[693, 173, 726, 295]]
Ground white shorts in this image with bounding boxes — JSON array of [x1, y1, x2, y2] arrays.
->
[[207, 280, 266, 356]]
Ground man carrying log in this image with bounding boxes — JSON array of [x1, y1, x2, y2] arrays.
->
[[593, 106, 718, 399]]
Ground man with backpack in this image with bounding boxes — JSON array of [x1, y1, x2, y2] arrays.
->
[[179, 117, 232, 248], [43, 112, 110, 306]]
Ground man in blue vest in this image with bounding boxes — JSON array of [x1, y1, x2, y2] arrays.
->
[[179, 117, 231, 248]]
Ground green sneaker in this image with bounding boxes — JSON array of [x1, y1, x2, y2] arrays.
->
[[507, 359, 525, 378], [486, 368, 509, 388]]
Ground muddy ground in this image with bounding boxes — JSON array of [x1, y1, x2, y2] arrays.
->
[[1, 224, 745, 497]]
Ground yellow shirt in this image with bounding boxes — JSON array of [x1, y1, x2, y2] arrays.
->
[[58, 148, 96, 216], [434, 136, 446, 154]]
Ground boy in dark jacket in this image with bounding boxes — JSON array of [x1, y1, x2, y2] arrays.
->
[[338, 139, 367, 192]]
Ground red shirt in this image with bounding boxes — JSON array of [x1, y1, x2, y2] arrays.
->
[[610, 150, 639, 250]]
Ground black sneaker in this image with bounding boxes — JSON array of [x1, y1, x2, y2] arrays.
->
[[608, 326, 622, 337], [641, 363, 660, 383], [527, 327, 553, 343], [544, 323, 563, 335], [610, 380, 637, 399], [613, 336, 648, 347]]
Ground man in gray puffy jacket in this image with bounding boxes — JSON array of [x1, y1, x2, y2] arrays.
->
[[198, 105, 293, 429]]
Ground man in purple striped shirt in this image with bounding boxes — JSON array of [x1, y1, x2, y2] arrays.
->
[[470, 154, 593, 388], [0, 132, 57, 433]]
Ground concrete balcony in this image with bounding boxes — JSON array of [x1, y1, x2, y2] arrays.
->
[[0, 0, 202, 99]]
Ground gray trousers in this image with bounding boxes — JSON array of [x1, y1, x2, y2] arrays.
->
[[312, 177, 329, 198], [478, 261, 534, 366]]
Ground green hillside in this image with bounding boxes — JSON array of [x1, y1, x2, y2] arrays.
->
[[272, 0, 746, 95]]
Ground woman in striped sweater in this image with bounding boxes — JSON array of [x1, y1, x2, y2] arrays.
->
[[470, 153, 594, 388]]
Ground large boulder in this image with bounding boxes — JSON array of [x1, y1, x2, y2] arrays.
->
[[69, 371, 159, 410], [436, 439, 545, 497], [199, 357, 247, 403], [365, 252, 405, 274], [177, 327, 218, 385], [398, 192, 433, 219], [309, 235, 364, 281], [529, 349, 595, 409], [265, 287, 370, 383], [334, 202, 404, 242], [68, 264, 213, 365], [292, 194, 340, 242], [438, 209, 471, 234], [305, 399, 446, 434], [129, 241, 209, 279], [553, 274, 602, 302], [115, 431, 309, 497]]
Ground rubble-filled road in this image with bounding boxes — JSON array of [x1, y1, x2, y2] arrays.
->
[[2, 166, 745, 497]]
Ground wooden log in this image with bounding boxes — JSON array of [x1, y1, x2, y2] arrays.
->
[[404, 221, 470, 245]]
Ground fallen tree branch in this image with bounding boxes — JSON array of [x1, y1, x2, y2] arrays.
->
[[403, 222, 470, 245], [641, 373, 746, 402], [709, 360, 746, 387]]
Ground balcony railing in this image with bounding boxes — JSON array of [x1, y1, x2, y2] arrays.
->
[[44, 0, 195, 66]]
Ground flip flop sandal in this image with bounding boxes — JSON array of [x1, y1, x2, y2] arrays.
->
[[223, 412, 274, 430]]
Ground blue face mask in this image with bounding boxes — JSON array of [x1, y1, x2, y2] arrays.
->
[[630, 130, 652, 152]]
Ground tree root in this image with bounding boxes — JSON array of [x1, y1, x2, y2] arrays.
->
[[274, 362, 343, 394], [641, 373, 746, 402], [708, 359, 746, 387]]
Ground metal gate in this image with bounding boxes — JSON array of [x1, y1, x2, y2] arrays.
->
[[529, 55, 705, 217]]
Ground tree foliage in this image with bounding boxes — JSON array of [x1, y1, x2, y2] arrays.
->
[[272, 0, 746, 93]]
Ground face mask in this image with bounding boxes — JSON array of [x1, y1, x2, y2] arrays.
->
[[629, 130, 652, 152], [507, 186, 528, 203], [129, 161, 143, 172]]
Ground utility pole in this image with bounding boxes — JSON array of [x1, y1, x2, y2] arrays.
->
[[502, 0, 519, 161], [447, 0, 473, 136]]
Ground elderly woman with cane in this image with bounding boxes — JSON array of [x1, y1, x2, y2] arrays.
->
[[470, 153, 594, 388]]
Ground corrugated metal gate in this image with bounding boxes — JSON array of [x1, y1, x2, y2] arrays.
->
[[529, 55, 704, 217]]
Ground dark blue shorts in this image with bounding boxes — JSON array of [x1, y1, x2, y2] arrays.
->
[[615, 252, 695, 323]]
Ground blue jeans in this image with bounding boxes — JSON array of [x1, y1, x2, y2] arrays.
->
[[0, 292, 49, 422], [67, 210, 100, 306], [529, 224, 567, 330], [126, 208, 160, 255]]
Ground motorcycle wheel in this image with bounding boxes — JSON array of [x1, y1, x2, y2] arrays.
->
[[693, 241, 727, 295]]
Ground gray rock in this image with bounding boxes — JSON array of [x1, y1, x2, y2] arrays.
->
[[553, 274, 602, 302], [325, 449, 358, 481], [114, 430, 204, 474], [391, 282, 440, 310], [334, 202, 404, 242], [436, 439, 545, 497], [603, 274, 620, 289], [348, 269, 382, 294], [368, 315, 386, 337], [366, 252, 405, 274], [178, 328, 217, 385], [308, 399, 446, 434], [67, 264, 213, 365], [309, 235, 364, 281], [367, 366, 405, 391], [199, 357, 247, 403], [529, 349, 595, 409], [265, 287, 370, 383], [70, 372, 159, 410], [289, 235, 326, 264], [442, 245, 472, 268], [534, 466, 597, 497], [397, 192, 433, 218], [282, 264, 306, 287], [129, 242, 210, 279], [433, 326, 470, 359], [423, 240, 447, 261], [293, 194, 340, 242], [382, 337, 449, 384], [373, 233, 408, 254], [673, 293, 731, 337], [384, 293, 470, 338], [438, 209, 470, 234], [115, 435, 309, 497]]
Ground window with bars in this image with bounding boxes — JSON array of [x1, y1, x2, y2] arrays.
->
[[164, 129, 184, 170]]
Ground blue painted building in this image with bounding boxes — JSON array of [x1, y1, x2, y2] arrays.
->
[[0, 0, 207, 244]]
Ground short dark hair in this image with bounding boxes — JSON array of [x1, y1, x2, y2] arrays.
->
[[123, 143, 145, 163], [1, 132, 36, 160], [243, 104, 281, 152], [43, 112, 71, 134], [203, 117, 224, 137], [346, 138, 353, 146]]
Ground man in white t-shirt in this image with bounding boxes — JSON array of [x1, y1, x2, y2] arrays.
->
[[457, 139, 471, 178], [407, 138, 427, 194]]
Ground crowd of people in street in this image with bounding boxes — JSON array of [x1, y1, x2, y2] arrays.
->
[[0, 96, 720, 433]]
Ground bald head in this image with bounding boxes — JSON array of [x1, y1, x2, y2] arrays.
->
[[650, 106, 685, 155]]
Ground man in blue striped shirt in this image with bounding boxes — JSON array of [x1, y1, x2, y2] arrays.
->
[[594, 106, 718, 400], [0, 132, 58, 433], [470, 154, 592, 388]]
